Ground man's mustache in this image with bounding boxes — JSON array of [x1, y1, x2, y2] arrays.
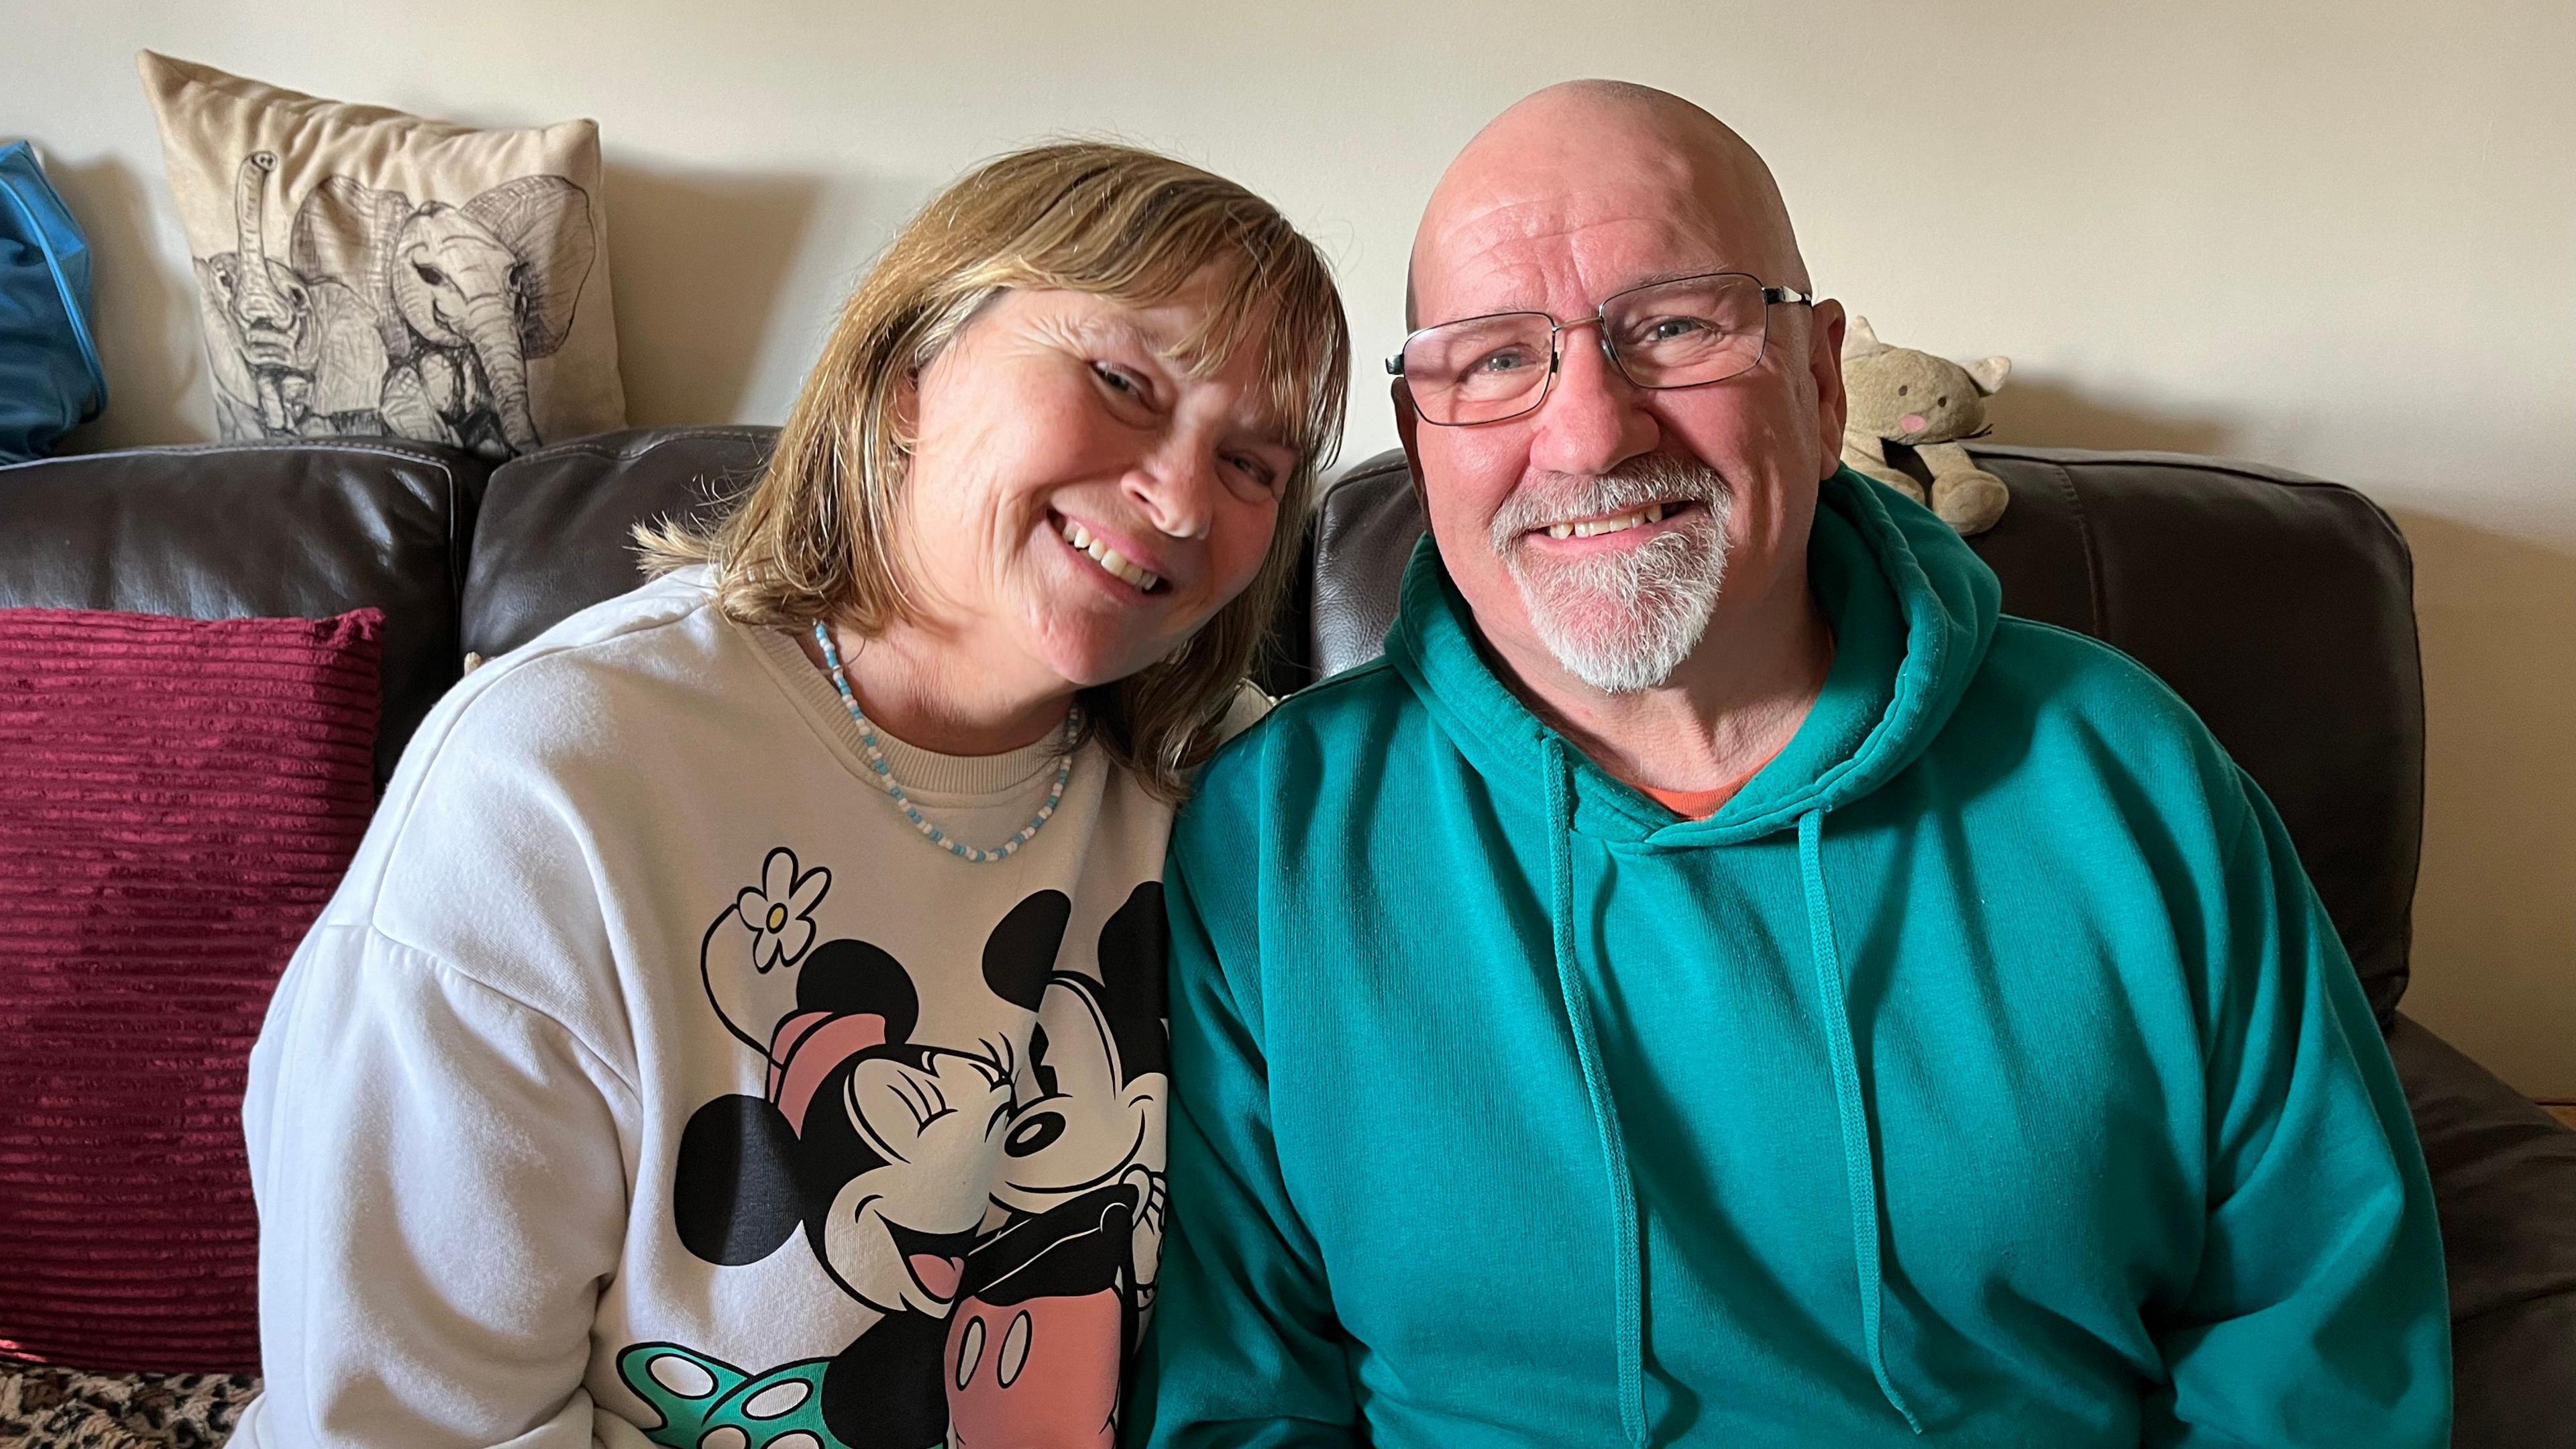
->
[[1488, 453, 1730, 555]]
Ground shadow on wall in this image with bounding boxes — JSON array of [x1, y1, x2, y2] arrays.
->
[[46, 152, 209, 452], [1981, 374, 2236, 457], [602, 158, 826, 427], [2386, 510, 2576, 1098]]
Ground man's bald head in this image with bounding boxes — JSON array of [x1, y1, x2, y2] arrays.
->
[[1393, 79, 1848, 710], [1407, 80, 1807, 329]]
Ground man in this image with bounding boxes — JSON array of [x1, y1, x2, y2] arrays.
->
[[1134, 80, 2448, 1448]]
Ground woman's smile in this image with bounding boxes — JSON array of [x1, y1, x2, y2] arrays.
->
[[1049, 508, 1170, 596]]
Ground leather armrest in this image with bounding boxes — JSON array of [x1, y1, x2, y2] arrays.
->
[[2384, 1012, 2576, 1445]]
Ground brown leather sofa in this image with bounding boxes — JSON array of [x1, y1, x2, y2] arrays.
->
[[1, 428, 2568, 1443]]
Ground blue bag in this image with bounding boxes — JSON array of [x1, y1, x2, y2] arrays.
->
[[0, 140, 107, 463]]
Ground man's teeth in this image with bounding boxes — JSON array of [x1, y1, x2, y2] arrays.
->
[[1545, 502, 1669, 540], [1059, 518, 1162, 592]]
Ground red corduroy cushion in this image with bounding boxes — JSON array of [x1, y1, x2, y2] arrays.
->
[[0, 607, 382, 1375]]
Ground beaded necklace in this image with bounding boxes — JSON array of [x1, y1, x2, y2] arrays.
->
[[813, 622, 1073, 864]]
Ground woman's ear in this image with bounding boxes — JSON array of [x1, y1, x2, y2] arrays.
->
[[888, 366, 923, 454]]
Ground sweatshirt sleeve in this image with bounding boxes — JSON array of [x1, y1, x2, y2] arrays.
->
[[1130, 777, 1363, 1448], [241, 923, 637, 1448], [2148, 770, 2450, 1446]]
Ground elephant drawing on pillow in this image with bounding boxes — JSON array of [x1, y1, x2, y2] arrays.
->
[[290, 172, 597, 460], [195, 151, 390, 441]]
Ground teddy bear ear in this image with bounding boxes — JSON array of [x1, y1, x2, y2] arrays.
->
[[1841, 315, 1888, 360], [1965, 354, 2011, 395]]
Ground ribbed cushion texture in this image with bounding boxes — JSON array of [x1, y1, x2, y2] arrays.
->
[[0, 607, 381, 1375]]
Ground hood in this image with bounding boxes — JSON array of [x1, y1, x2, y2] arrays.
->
[[1386, 466, 2000, 842]]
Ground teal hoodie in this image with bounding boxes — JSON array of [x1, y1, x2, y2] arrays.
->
[[1135, 469, 2448, 1448]]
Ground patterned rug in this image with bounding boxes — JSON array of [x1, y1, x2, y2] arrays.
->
[[0, 1366, 255, 1449]]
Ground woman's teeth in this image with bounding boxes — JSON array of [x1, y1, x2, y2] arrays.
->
[[1059, 518, 1163, 592], [1546, 502, 1669, 540]]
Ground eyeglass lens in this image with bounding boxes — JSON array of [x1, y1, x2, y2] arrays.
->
[[1401, 272, 1772, 425]]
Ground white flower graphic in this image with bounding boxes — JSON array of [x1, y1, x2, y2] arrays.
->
[[737, 847, 830, 973]]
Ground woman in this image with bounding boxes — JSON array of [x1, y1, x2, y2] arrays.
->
[[233, 143, 1347, 1449]]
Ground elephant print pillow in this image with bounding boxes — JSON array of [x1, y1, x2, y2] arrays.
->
[[139, 52, 626, 460]]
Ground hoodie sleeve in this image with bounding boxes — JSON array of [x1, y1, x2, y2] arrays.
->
[[1130, 768, 1364, 1449], [239, 924, 637, 1448], [2147, 769, 2450, 1446]]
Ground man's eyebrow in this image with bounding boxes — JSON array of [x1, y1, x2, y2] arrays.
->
[[1585, 262, 1752, 303], [1427, 262, 1750, 326], [1623, 264, 1739, 289]]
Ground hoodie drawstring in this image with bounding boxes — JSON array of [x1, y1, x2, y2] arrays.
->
[[1542, 737, 1650, 1448], [1798, 808, 1923, 1435]]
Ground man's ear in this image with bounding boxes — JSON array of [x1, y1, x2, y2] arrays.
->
[[1391, 378, 1427, 511], [1807, 299, 1851, 481]]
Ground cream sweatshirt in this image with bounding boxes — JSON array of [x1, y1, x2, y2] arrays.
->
[[235, 568, 1222, 1449]]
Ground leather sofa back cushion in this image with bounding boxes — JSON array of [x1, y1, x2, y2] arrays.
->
[[462, 427, 777, 659], [1302, 446, 2424, 1020], [0, 607, 381, 1374], [0, 441, 483, 784]]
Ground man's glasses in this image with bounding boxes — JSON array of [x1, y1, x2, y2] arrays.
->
[[1388, 271, 1814, 427]]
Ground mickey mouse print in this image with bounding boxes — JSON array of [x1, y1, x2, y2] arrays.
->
[[623, 847, 1169, 1449]]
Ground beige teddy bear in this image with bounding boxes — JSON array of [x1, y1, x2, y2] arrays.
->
[[1839, 317, 2012, 535]]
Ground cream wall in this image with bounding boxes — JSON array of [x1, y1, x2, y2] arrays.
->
[[6, 0, 2571, 1093]]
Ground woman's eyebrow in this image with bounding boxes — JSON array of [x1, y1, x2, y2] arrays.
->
[[1076, 309, 1292, 447], [1077, 312, 1175, 361], [1231, 411, 1300, 453]]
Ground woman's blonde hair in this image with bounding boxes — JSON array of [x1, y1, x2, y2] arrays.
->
[[641, 142, 1349, 799]]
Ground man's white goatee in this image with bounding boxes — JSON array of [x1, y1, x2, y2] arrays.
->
[[1491, 453, 1733, 694]]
